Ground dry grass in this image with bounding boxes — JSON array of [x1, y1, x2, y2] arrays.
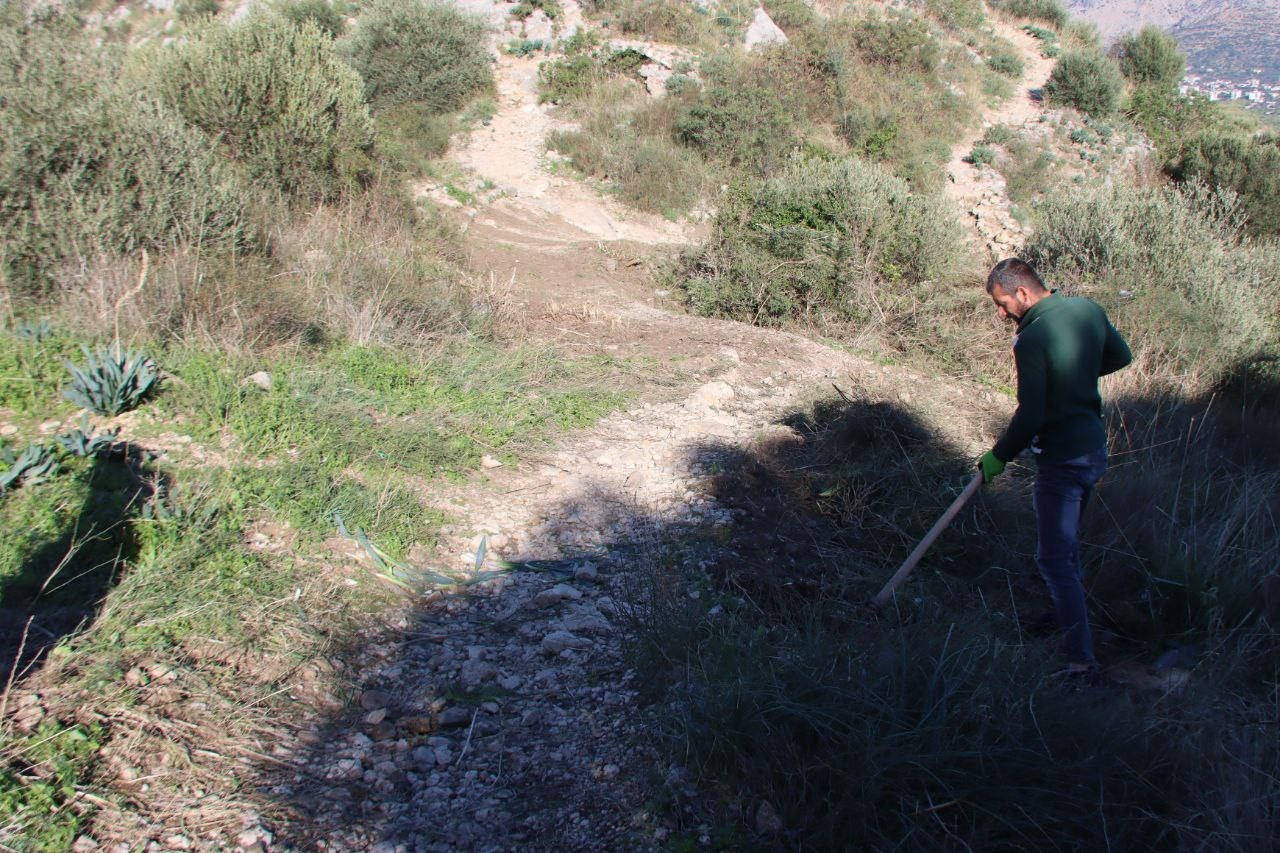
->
[[44, 188, 485, 353]]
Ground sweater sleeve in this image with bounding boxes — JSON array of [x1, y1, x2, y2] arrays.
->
[[992, 336, 1047, 462], [1099, 317, 1132, 377]]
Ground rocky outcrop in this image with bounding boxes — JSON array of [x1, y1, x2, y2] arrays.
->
[[745, 7, 787, 51]]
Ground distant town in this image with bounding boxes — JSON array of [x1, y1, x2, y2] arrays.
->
[[1181, 70, 1280, 116]]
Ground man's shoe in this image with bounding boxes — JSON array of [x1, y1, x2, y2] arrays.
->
[[1058, 662, 1109, 691]]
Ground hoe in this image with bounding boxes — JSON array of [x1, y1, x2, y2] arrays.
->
[[873, 472, 983, 608]]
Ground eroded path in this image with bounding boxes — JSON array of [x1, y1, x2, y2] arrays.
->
[[944, 16, 1056, 259], [285, 8, 1014, 850]]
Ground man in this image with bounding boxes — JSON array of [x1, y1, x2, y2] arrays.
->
[[978, 258, 1132, 675]]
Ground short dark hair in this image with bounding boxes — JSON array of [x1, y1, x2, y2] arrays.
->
[[986, 258, 1047, 296]]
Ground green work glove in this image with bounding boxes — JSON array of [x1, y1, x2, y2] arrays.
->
[[978, 451, 1005, 484]]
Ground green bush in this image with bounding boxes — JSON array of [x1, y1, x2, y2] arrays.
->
[[1115, 25, 1184, 90], [276, 0, 347, 37], [1044, 50, 1123, 116], [921, 0, 984, 31], [176, 0, 221, 21], [762, 0, 818, 31], [982, 123, 1014, 144], [968, 144, 995, 165], [1174, 132, 1280, 237], [586, 0, 708, 46], [342, 0, 491, 114], [511, 0, 561, 19], [992, 0, 1066, 28], [538, 54, 605, 103], [853, 12, 939, 71], [987, 50, 1023, 78], [838, 107, 899, 160], [144, 13, 374, 201], [674, 70, 803, 173], [678, 155, 961, 325], [0, 12, 252, 288], [1025, 180, 1279, 380]]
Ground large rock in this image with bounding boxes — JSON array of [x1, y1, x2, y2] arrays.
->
[[745, 7, 787, 51]]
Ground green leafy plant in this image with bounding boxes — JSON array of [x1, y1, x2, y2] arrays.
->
[[145, 12, 374, 200], [0, 442, 60, 491], [993, 0, 1067, 28], [968, 144, 996, 165], [342, 0, 491, 114], [1, 10, 252, 287], [987, 51, 1023, 78], [503, 38, 547, 56], [54, 415, 121, 457], [1044, 50, 1123, 116], [277, 0, 347, 37], [1114, 25, 1184, 90], [63, 343, 159, 416], [982, 123, 1014, 145], [14, 320, 53, 343], [511, 0, 560, 19]]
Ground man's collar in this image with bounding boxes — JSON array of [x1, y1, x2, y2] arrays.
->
[[1017, 291, 1058, 331]]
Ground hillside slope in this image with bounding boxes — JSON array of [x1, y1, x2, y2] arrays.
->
[[1068, 0, 1280, 78]]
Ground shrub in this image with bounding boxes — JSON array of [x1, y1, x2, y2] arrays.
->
[[276, 0, 347, 37], [968, 144, 995, 165], [987, 50, 1023, 78], [586, 0, 707, 46], [761, 0, 818, 31], [548, 110, 706, 217], [921, 0, 984, 31], [992, 0, 1066, 29], [1025, 180, 1279, 381], [0, 12, 252, 288], [1044, 50, 1123, 116], [1114, 25, 1184, 90], [511, 0, 560, 19], [176, 0, 221, 21], [1062, 18, 1100, 50], [1173, 132, 1280, 237], [837, 107, 899, 160], [853, 12, 939, 71], [678, 155, 961, 325], [982, 123, 1014, 144], [503, 38, 548, 56], [342, 0, 491, 114], [673, 56, 805, 173], [144, 13, 374, 201], [538, 54, 606, 104]]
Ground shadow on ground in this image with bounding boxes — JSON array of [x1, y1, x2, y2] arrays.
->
[[260, 392, 1067, 850], [0, 445, 158, 686]]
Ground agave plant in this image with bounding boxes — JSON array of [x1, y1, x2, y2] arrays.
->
[[13, 319, 52, 343], [0, 442, 60, 492], [55, 414, 121, 457], [63, 342, 159, 416]]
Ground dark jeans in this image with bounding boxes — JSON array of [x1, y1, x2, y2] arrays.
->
[[1033, 445, 1108, 665]]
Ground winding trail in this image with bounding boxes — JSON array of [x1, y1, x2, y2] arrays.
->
[[944, 17, 1056, 258], [288, 8, 1034, 849]]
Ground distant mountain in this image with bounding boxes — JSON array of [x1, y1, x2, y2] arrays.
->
[[1067, 1, 1280, 80]]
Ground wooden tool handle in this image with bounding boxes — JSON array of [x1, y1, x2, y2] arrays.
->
[[872, 473, 983, 608]]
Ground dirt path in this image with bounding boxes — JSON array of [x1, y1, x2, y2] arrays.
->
[[282, 8, 1018, 849], [944, 17, 1056, 259]]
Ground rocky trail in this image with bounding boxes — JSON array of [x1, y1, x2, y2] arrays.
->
[[944, 17, 1055, 259], [267, 6, 1043, 850]]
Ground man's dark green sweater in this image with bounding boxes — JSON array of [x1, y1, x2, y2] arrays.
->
[[992, 293, 1132, 464]]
